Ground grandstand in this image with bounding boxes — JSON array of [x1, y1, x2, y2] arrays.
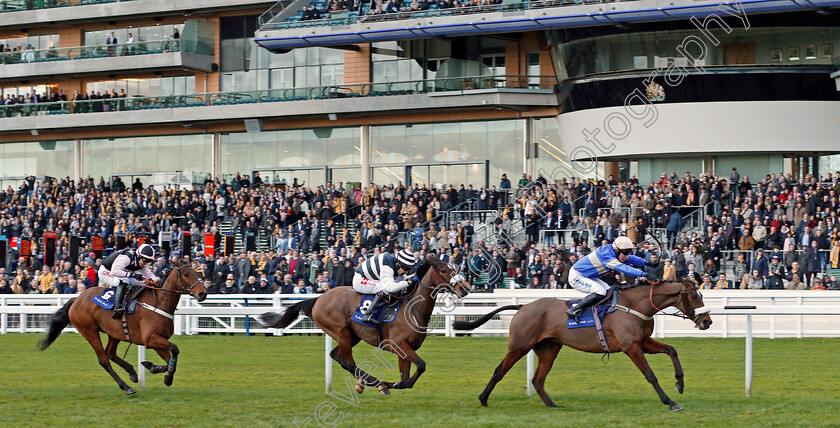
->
[[1, 0, 839, 294]]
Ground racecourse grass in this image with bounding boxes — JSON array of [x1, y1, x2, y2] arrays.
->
[[1, 333, 838, 427]]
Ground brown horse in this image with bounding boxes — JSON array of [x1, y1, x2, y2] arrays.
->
[[38, 261, 207, 395], [454, 279, 713, 411], [260, 254, 471, 394]]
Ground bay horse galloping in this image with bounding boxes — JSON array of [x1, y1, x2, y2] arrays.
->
[[260, 254, 471, 394], [39, 261, 207, 395], [454, 279, 713, 411]]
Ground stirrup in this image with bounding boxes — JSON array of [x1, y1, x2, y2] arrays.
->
[[566, 307, 581, 323], [112, 307, 123, 319]]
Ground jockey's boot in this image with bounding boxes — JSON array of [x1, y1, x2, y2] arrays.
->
[[360, 291, 388, 325], [566, 292, 602, 323], [112, 282, 127, 319]]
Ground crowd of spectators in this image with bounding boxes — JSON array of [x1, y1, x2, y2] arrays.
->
[[1, 166, 838, 296], [298, 0, 506, 21]]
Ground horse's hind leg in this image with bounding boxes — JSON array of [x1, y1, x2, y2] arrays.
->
[[532, 339, 563, 408], [331, 328, 393, 392], [642, 338, 684, 394], [624, 341, 681, 411], [78, 326, 135, 395], [478, 347, 529, 407], [105, 337, 138, 383]]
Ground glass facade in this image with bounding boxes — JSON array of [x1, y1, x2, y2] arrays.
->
[[371, 120, 522, 185], [84, 24, 184, 47], [0, 140, 74, 179], [220, 127, 361, 179], [85, 75, 195, 97], [82, 135, 211, 180], [0, 34, 59, 51], [550, 27, 840, 81], [371, 36, 506, 85]]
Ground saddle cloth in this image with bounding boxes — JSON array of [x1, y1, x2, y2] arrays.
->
[[351, 294, 403, 327], [566, 290, 618, 329], [92, 287, 139, 314]]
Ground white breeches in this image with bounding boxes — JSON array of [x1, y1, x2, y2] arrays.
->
[[568, 268, 609, 296], [352, 273, 408, 295], [97, 266, 122, 288]]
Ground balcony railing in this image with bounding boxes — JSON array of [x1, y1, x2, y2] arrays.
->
[[0, 74, 557, 118], [0, 40, 181, 65], [0, 0, 132, 12]]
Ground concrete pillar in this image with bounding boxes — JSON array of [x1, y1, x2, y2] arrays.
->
[[74, 139, 83, 180], [360, 125, 371, 186], [524, 117, 534, 177], [604, 162, 619, 182], [211, 132, 221, 178]]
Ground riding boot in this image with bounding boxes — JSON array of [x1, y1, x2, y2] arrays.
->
[[566, 292, 602, 323], [360, 291, 387, 325], [112, 282, 126, 319]]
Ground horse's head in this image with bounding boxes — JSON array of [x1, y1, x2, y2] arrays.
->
[[418, 254, 471, 298], [168, 260, 208, 302], [674, 278, 712, 330]]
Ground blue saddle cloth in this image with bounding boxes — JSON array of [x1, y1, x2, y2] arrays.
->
[[567, 303, 613, 329], [352, 294, 402, 327], [92, 288, 137, 314]]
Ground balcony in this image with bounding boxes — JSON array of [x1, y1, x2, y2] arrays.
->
[[0, 40, 213, 80], [255, 0, 840, 52], [0, 74, 558, 133], [0, 0, 275, 29]]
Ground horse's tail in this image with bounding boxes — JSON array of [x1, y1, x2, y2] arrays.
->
[[452, 304, 522, 331], [259, 297, 319, 329], [38, 297, 76, 351]]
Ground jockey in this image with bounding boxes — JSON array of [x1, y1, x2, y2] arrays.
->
[[566, 236, 659, 323], [354, 249, 416, 325], [98, 244, 160, 319]]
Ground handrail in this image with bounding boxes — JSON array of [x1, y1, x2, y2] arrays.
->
[[0, 74, 557, 118], [258, 0, 298, 26], [0, 40, 181, 65]]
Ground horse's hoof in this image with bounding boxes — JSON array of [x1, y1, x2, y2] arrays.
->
[[355, 382, 364, 394], [164, 377, 173, 387], [479, 395, 488, 407], [141, 361, 154, 371], [129, 374, 138, 383], [377, 385, 390, 395], [675, 382, 684, 394], [670, 403, 683, 412], [125, 387, 137, 395]]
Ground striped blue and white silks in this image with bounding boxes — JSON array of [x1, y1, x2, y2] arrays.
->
[[568, 245, 646, 295], [353, 253, 409, 295]]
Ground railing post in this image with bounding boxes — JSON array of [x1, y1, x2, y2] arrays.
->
[[770, 297, 776, 339], [244, 298, 250, 337], [325, 335, 333, 394], [138, 346, 146, 389], [0, 297, 6, 335], [526, 350, 534, 396], [21, 313, 26, 334], [745, 314, 753, 398], [797, 296, 803, 338], [722, 296, 729, 338]]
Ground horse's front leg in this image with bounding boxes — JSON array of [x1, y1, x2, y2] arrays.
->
[[642, 338, 684, 394], [145, 333, 179, 387], [624, 341, 681, 411], [389, 342, 425, 390]]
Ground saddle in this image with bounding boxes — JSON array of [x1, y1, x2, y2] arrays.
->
[[352, 293, 404, 327], [91, 286, 146, 314]]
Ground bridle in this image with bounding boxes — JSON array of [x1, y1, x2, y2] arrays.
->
[[648, 280, 710, 325], [140, 264, 202, 296], [415, 262, 468, 295]]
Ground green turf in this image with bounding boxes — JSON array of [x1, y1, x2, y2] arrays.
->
[[1, 333, 838, 427]]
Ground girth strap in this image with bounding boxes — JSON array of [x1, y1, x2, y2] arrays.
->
[[139, 302, 175, 320], [121, 313, 130, 342], [592, 306, 611, 354]]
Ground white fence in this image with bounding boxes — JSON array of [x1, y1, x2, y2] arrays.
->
[[3, 290, 840, 338]]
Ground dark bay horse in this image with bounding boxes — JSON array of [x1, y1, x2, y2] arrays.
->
[[260, 254, 471, 394], [454, 279, 713, 411], [39, 261, 207, 395]]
